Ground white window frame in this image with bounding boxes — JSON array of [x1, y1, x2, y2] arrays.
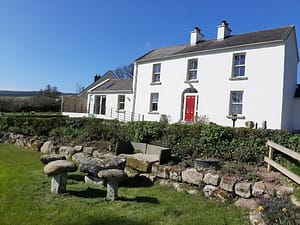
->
[[149, 93, 159, 112], [152, 63, 161, 83], [187, 58, 198, 81], [232, 53, 246, 78], [229, 91, 243, 115], [117, 95, 125, 111]]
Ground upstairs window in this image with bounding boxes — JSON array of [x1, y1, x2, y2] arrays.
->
[[117, 95, 125, 110], [150, 93, 159, 112], [187, 59, 198, 81], [232, 53, 246, 77], [152, 64, 161, 83], [230, 91, 243, 115]]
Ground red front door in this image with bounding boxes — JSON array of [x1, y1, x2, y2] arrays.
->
[[184, 96, 196, 121]]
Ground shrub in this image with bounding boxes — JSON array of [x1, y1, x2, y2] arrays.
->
[[257, 195, 300, 225]]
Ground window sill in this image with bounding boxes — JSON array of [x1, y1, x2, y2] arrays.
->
[[184, 80, 199, 84], [226, 115, 246, 120], [116, 110, 125, 113], [229, 77, 248, 81], [148, 111, 159, 115], [150, 82, 162, 85]]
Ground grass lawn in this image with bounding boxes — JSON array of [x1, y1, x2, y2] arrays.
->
[[0, 144, 250, 225]]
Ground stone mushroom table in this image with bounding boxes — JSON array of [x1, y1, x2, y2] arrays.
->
[[44, 160, 77, 194], [98, 169, 128, 201], [40, 154, 66, 165]]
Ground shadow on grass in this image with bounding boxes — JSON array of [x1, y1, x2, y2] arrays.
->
[[68, 187, 106, 198], [120, 176, 153, 188], [118, 196, 159, 204], [70, 217, 151, 225], [68, 174, 85, 182]]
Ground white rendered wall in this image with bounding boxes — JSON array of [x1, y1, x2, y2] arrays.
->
[[134, 43, 287, 129], [88, 93, 133, 115]]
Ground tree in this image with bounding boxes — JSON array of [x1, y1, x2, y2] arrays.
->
[[40, 84, 60, 98], [113, 64, 134, 79], [0, 85, 61, 112], [75, 83, 85, 94]]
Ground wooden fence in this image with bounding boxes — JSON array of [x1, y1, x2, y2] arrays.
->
[[61, 96, 87, 113], [265, 140, 300, 185]]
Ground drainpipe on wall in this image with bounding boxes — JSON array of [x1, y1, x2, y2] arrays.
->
[[132, 62, 139, 121], [87, 94, 91, 114]]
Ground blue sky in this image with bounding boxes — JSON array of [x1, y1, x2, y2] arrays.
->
[[0, 0, 299, 93]]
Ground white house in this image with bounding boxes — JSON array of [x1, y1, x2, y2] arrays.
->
[[86, 75, 137, 121], [64, 71, 141, 121], [70, 21, 299, 131], [132, 21, 299, 131]]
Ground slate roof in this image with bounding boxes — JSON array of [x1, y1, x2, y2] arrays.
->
[[91, 79, 133, 93], [136, 25, 295, 62], [79, 70, 116, 98]]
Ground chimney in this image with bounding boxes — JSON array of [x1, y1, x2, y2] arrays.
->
[[94, 74, 101, 82], [190, 27, 204, 45], [217, 20, 232, 40]]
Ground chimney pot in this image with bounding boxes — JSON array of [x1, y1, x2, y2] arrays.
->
[[221, 20, 228, 26], [217, 20, 231, 40], [94, 74, 101, 82], [190, 26, 204, 45]]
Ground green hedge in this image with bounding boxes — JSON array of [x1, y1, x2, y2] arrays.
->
[[1, 116, 299, 164], [129, 122, 295, 164]]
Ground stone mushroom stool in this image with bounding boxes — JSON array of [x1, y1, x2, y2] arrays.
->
[[98, 169, 128, 201], [40, 154, 66, 165], [44, 160, 77, 194]]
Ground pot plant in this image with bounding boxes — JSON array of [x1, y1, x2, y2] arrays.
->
[[194, 158, 220, 169], [192, 150, 220, 170]]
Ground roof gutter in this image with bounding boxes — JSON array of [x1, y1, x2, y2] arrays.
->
[[90, 90, 133, 94]]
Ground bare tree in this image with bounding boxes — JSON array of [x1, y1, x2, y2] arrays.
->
[[75, 83, 85, 94], [113, 64, 134, 79]]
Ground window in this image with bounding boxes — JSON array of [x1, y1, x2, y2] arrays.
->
[[152, 64, 161, 83], [232, 53, 246, 77], [230, 91, 243, 115], [117, 95, 125, 110], [187, 59, 198, 80], [150, 93, 159, 112]]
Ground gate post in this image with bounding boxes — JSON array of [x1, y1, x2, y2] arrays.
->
[[267, 146, 273, 172]]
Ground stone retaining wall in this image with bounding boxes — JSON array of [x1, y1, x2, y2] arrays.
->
[[150, 164, 294, 200]]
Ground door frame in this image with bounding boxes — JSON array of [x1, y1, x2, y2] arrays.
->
[[94, 95, 106, 115], [183, 93, 198, 122]]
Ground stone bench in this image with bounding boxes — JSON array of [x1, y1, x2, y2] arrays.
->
[[115, 141, 171, 164]]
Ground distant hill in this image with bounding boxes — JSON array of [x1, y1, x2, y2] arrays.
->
[[0, 90, 76, 97], [0, 90, 40, 97]]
